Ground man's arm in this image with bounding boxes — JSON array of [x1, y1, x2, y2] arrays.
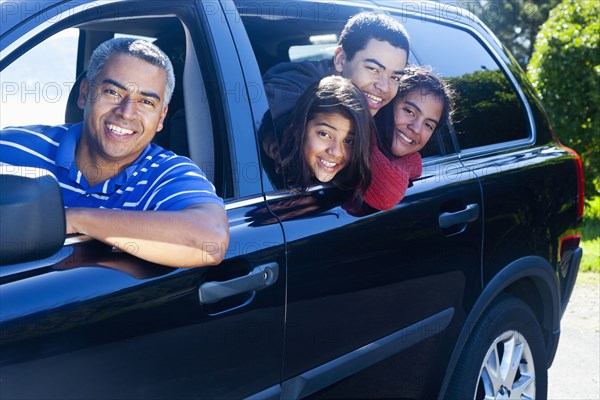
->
[[65, 203, 229, 268]]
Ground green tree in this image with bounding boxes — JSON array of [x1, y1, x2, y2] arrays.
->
[[433, 1, 560, 67], [527, 0, 600, 198]]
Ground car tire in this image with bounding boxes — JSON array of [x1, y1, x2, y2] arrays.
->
[[446, 295, 548, 399]]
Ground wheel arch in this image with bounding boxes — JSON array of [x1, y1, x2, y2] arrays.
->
[[437, 256, 560, 399]]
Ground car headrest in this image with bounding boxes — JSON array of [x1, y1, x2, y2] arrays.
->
[[65, 71, 86, 124]]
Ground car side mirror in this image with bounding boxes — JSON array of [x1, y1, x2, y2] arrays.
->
[[1, 166, 66, 265]]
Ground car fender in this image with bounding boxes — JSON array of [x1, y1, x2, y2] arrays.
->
[[437, 255, 560, 399]]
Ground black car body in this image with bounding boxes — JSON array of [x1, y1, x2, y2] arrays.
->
[[0, 1, 584, 399]]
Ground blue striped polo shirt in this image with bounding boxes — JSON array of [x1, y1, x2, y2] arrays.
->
[[0, 123, 224, 211]]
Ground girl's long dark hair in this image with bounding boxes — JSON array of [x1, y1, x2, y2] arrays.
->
[[375, 66, 455, 159], [279, 76, 372, 199]]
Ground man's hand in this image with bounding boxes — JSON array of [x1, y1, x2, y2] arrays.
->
[[65, 204, 229, 268]]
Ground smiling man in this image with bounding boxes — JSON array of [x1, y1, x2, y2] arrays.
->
[[263, 12, 410, 129], [0, 38, 229, 268]]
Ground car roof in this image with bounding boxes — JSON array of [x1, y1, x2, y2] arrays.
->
[[1, 0, 497, 61], [1, 1, 87, 36], [0, 0, 98, 64], [1, 0, 485, 36]]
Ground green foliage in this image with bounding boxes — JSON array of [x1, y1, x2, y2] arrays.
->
[[527, 0, 600, 198], [581, 196, 600, 272], [583, 196, 600, 240]]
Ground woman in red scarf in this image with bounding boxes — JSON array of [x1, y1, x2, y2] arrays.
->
[[365, 66, 455, 210]]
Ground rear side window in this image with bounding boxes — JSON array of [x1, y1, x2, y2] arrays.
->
[[402, 18, 531, 151]]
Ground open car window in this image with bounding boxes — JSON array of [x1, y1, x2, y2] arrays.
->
[[0, 11, 236, 199]]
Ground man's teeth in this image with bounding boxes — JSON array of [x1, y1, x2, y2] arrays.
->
[[320, 159, 337, 168], [364, 92, 382, 104], [108, 124, 134, 135], [398, 131, 414, 144]]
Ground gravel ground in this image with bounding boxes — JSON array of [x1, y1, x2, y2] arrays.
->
[[548, 272, 600, 400]]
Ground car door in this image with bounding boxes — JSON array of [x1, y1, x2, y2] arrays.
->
[[230, 2, 485, 398], [270, 163, 482, 399], [0, 1, 285, 399]]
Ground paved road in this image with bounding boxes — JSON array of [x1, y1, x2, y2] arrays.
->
[[548, 272, 600, 400]]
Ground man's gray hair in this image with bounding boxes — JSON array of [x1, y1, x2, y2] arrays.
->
[[86, 37, 175, 108]]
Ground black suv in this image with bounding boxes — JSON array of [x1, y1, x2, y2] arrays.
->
[[0, 1, 584, 399]]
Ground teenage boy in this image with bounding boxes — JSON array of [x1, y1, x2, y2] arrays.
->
[[264, 11, 410, 125]]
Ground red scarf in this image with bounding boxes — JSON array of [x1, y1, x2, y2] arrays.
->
[[364, 144, 422, 210]]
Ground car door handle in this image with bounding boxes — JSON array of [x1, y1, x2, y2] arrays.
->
[[198, 262, 279, 304], [438, 203, 480, 228]]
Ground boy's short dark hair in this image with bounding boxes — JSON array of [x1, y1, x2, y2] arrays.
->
[[339, 12, 410, 61]]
